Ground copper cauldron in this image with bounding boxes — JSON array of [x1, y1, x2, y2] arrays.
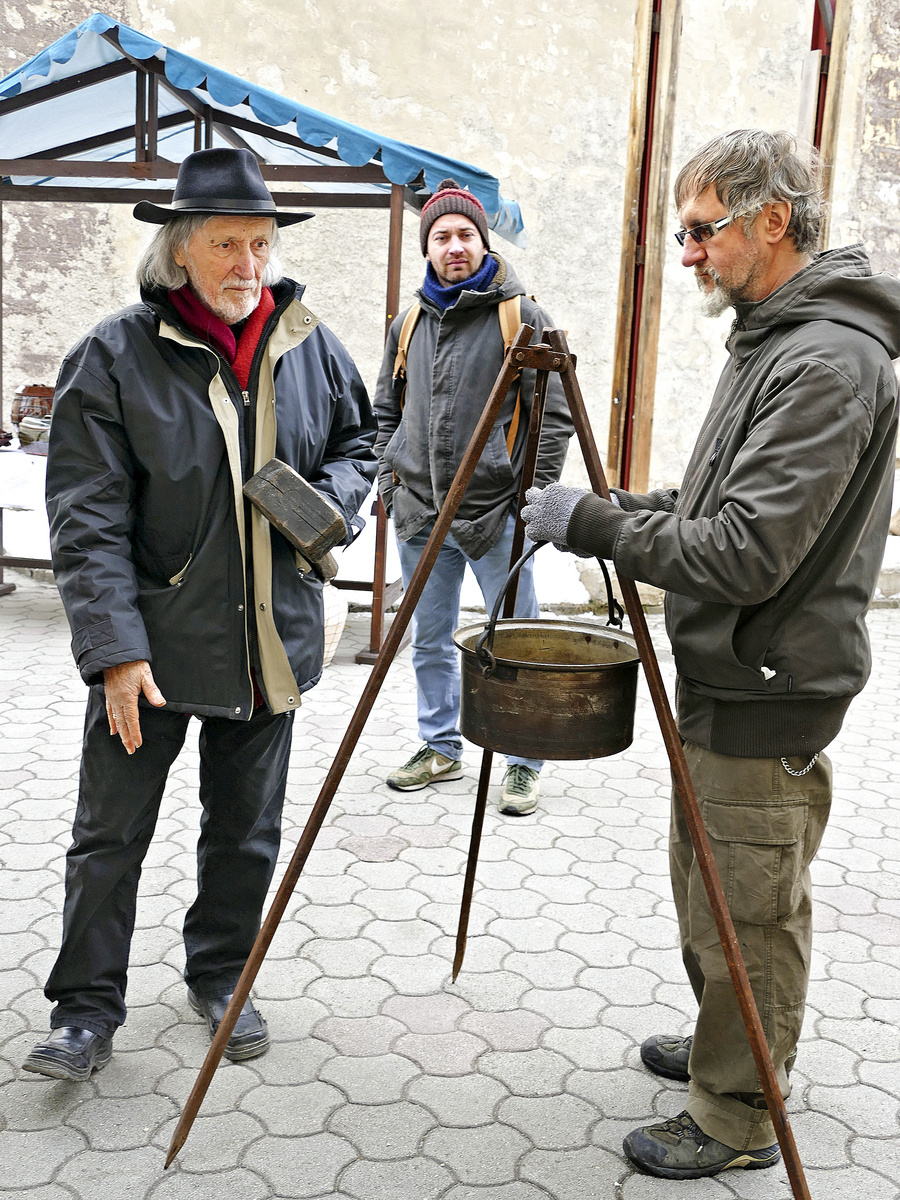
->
[[453, 545, 639, 760]]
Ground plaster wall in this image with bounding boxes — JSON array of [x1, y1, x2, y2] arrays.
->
[[2, 0, 894, 500]]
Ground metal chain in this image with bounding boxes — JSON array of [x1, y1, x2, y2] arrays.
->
[[780, 753, 819, 777]]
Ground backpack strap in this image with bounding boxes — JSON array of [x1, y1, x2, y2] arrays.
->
[[498, 295, 523, 456], [392, 303, 421, 388], [393, 296, 522, 456]]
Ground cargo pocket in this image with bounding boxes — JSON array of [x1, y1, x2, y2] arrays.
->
[[702, 799, 809, 926]]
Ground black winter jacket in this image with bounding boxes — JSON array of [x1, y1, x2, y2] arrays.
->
[[46, 279, 376, 719], [568, 245, 900, 757]]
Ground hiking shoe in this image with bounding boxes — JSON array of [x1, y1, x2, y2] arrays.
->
[[640, 1032, 796, 1084], [499, 764, 540, 815], [623, 1110, 781, 1179], [387, 745, 463, 791], [641, 1032, 692, 1081]]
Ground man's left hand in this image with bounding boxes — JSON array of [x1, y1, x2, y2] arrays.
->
[[523, 483, 590, 550]]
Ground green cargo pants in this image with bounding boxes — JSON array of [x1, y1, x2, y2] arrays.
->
[[671, 742, 832, 1150]]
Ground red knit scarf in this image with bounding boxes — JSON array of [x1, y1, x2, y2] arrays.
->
[[167, 285, 275, 388]]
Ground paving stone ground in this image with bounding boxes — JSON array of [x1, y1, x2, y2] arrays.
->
[[0, 572, 898, 1199]]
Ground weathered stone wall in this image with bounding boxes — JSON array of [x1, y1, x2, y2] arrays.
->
[[1, 0, 134, 413], [2, 0, 895, 496], [830, 0, 900, 277]]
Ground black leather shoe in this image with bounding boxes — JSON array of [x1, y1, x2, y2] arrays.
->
[[22, 1027, 113, 1081], [187, 988, 269, 1061]]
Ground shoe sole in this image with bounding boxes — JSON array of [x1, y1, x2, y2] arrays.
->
[[187, 991, 270, 1061], [22, 1045, 112, 1081], [386, 767, 464, 792], [624, 1146, 781, 1179], [498, 800, 538, 816]]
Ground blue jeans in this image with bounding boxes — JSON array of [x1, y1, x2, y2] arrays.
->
[[397, 513, 543, 770]]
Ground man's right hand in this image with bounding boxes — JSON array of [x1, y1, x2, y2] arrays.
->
[[103, 660, 166, 754]]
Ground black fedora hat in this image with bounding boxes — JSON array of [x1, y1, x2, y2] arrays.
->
[[133, 147, 314, 227]]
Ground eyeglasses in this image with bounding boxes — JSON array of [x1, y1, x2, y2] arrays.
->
[[674, 214, 735, 247]]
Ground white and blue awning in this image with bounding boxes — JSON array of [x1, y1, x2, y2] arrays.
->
[[0, 12, 526, 246]]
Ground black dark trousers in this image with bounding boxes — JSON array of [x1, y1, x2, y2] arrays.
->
[[45, 688, 294, 1038]]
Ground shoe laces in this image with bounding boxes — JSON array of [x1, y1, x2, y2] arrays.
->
[[405, 745, 435, 768], [657, 1111, 709, 1147], [504, 765, 537, 796]]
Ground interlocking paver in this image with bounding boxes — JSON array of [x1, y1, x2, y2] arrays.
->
[[328, 1100, 437, 1158], [407, 1072, 510, 1124], [0, 577, 897, 1197], [479, 1047, 573, 1095], [318, 1052, 419, 1102], [498, 1092, 597, 1148], [243, 1132, 356, 1197], [339, 1155, 454, 1200], [422, 1122, 531, 1184]]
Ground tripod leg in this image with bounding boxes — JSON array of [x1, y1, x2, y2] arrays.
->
[[452, 747, 493, 981]]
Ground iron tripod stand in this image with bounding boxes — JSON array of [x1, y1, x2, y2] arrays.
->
[[165, 325, 811, 1200]]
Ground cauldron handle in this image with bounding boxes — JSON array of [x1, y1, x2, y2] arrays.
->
[[473, 541, 626, 676], [474, 541, 545, 676]]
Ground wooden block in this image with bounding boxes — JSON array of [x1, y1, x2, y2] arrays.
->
[[296, 549, 339, 584], [244, 459, 347, 562]]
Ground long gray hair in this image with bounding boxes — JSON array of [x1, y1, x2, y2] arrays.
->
[[136, 214, 284, 290], [674, 130, 824, 254]]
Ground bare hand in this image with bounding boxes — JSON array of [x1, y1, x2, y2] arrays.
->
[[103, 660, 166, 754]]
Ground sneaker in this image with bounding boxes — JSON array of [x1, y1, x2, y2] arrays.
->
[[499, 764, 540, 816], [387, 745, 463, 791], [641, 1032, 692, 1081], [623, 1110, 781, 1179]]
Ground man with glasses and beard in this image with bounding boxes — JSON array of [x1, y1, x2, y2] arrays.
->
[[523, 130, 900, 1179], [24, 148, 376, 1081]]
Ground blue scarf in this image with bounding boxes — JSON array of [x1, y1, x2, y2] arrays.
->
[[421, 253, 499, 310]]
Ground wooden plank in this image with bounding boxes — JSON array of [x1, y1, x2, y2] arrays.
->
[[22, 111, 190, 161], [385, 183, 404, 336], [797, 49, 822, 144], [243, 459, 347, 562], [0, 159, 389, 183], [818, 0, 852, 247], [0, 60, 134, 115], [606, 0, 654, 489], [0, 186, 393, 207], [628, 0, 683, 493]]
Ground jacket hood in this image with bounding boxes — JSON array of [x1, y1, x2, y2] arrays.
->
[[416, 252, 525, 315], [730, 244, 900, 363]]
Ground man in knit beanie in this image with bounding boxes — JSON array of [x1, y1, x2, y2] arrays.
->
[[373, 179, 573, 814]]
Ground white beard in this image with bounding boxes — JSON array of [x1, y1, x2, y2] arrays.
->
[[189, 276, 260, 324]]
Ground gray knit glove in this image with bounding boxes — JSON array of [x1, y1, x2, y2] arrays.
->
[[523, 484, 591, 552]]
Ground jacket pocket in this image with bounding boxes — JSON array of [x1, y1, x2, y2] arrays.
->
[[702, 799, 809, 925]]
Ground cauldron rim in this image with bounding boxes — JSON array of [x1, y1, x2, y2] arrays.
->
[[453, 617, 639, 674]]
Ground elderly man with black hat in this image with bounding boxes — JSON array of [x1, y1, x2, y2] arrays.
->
[[374, 180, 573, 816], [23, 148, 377, 1080]]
